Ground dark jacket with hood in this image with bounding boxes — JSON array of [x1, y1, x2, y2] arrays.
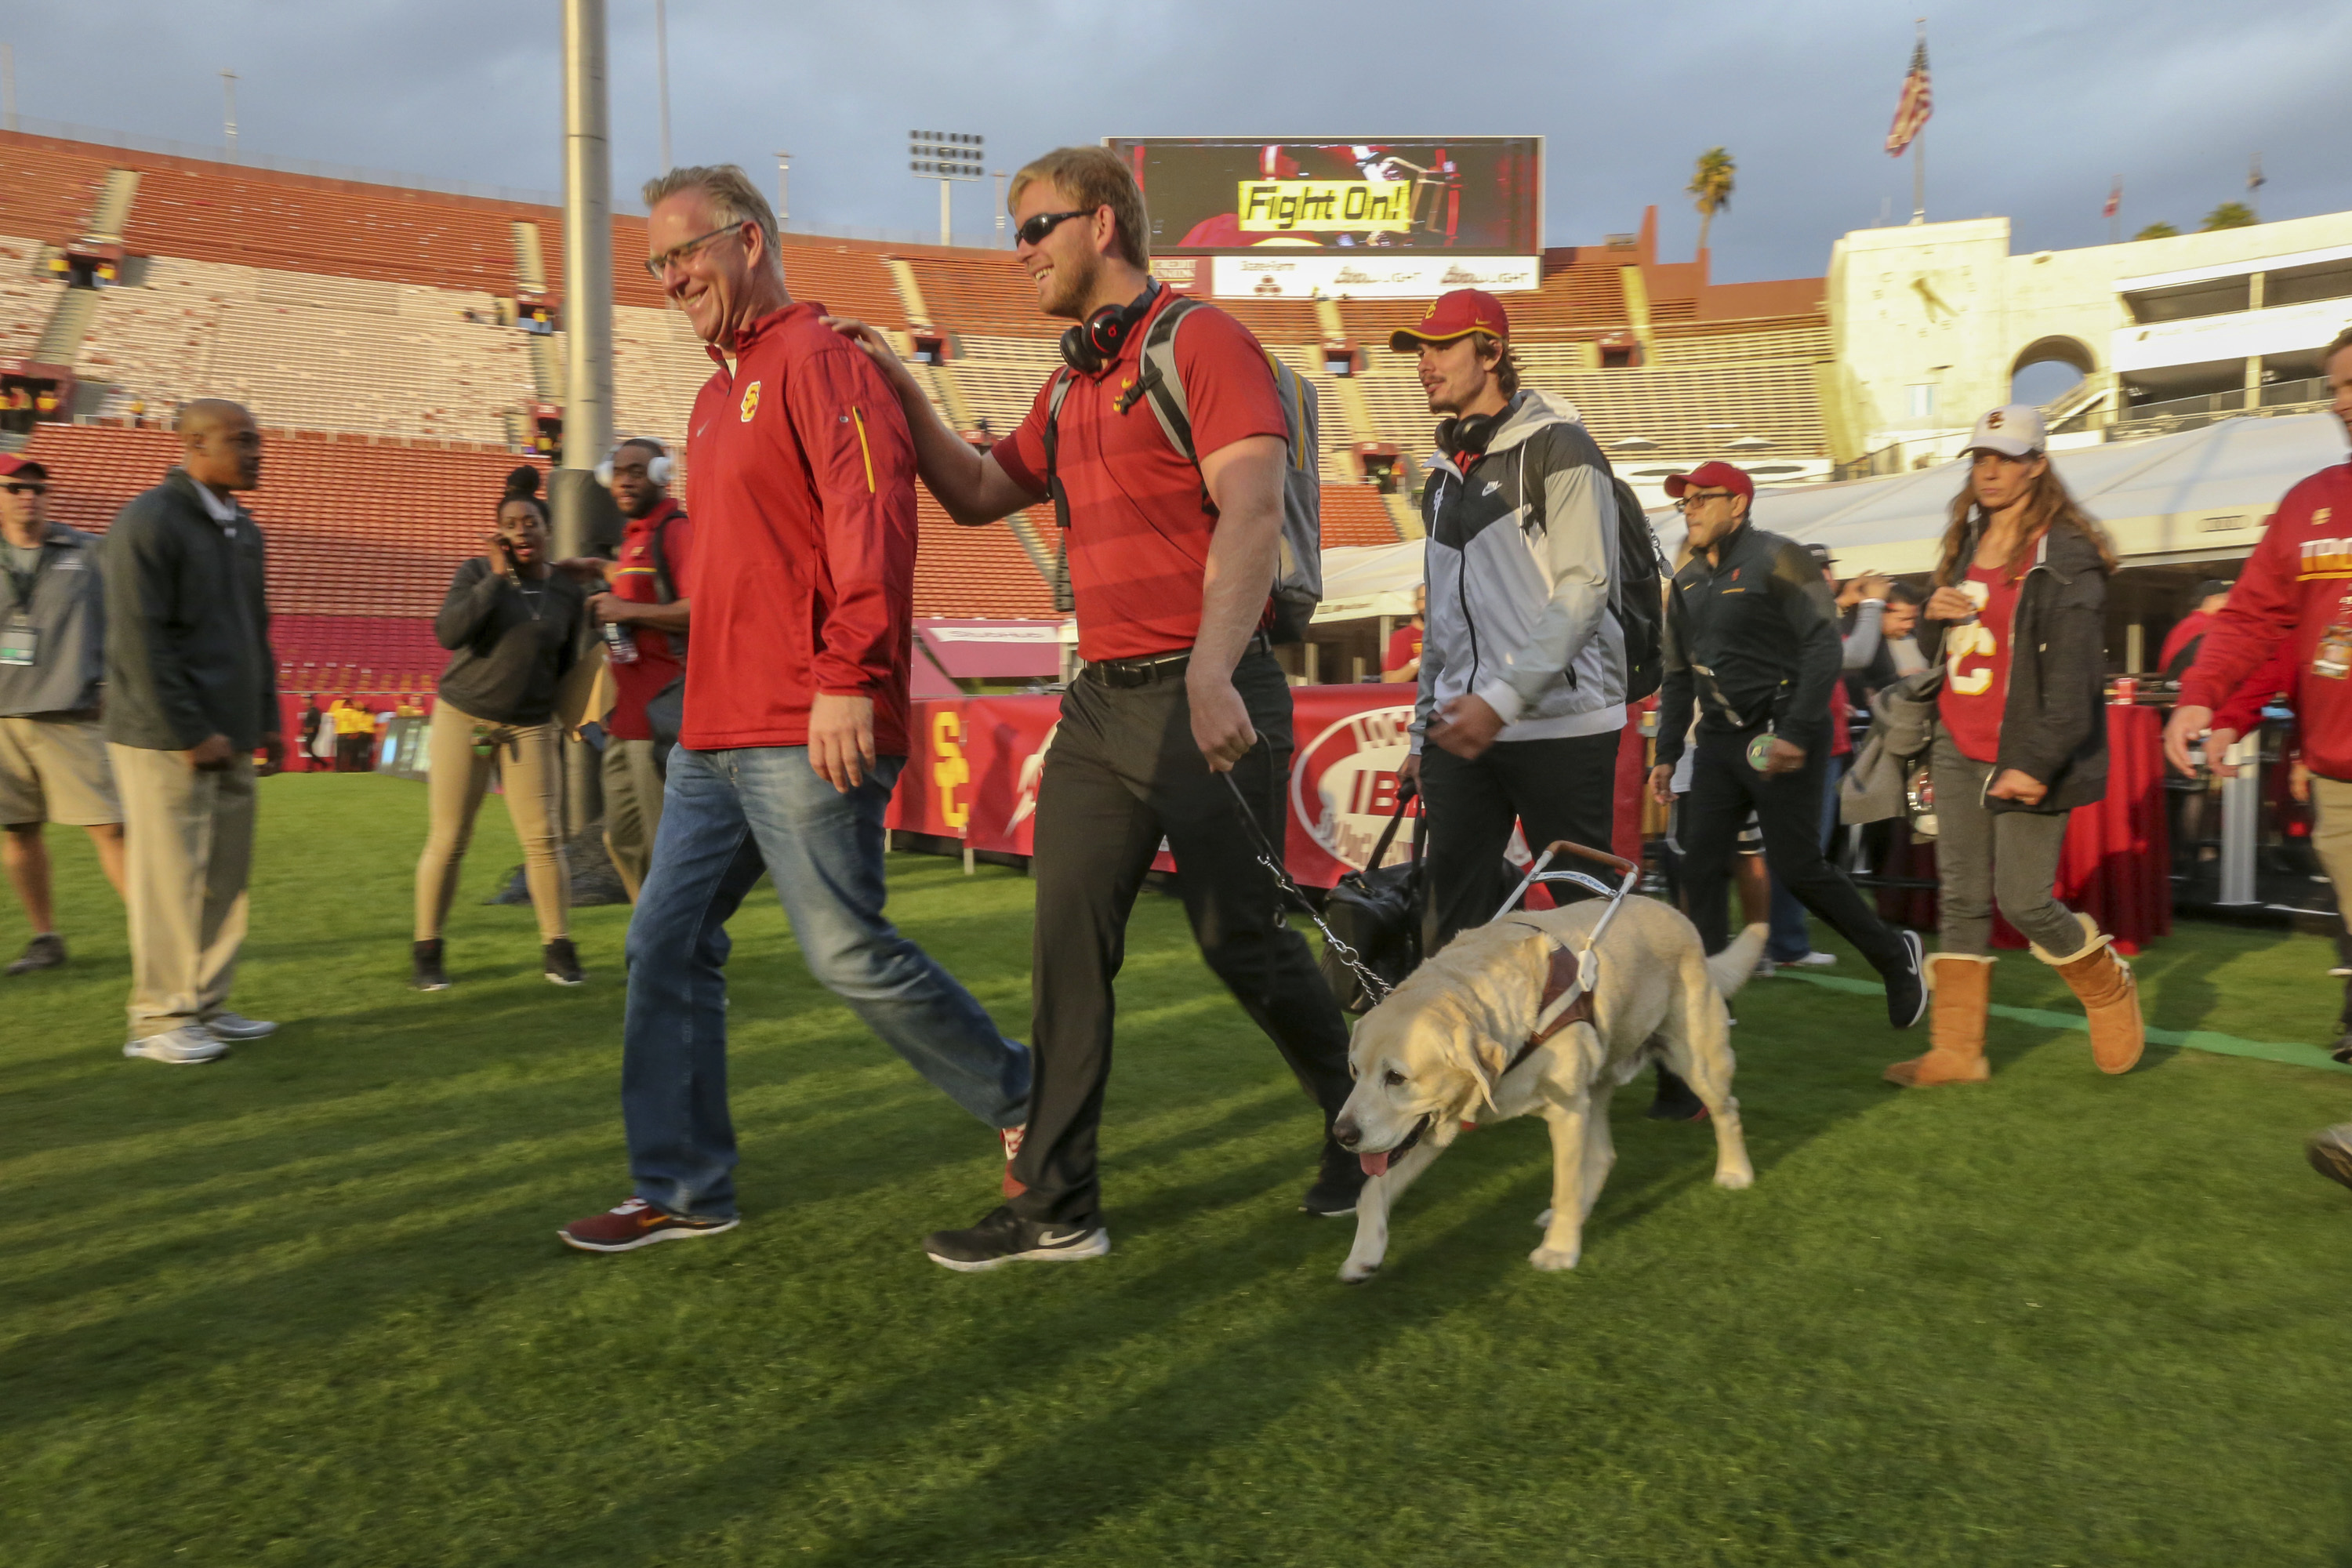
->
[[1653, 519, 1842, 768], [1917, 514, 2112, 814], [101, 468, 278, 752]]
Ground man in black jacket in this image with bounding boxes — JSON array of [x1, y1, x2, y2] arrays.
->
[[1648, 462, 1926, 1034], [103, 400, 283, 1065]]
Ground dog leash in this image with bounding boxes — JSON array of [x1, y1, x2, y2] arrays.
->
[[1220, 770, 1397, 1006]]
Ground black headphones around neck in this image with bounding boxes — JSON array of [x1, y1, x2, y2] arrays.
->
[[1435, 411, 1501, 460], [1059, 281, 1161, 375]]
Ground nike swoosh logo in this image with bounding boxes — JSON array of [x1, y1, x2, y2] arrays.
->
[[1482, 481, 1501, 496]]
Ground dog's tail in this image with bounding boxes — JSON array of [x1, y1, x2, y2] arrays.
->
[[1706, 923, 1769, 998]]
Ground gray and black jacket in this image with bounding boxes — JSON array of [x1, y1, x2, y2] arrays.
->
[[1413, 390, 1624, 750], [1653, 520, 1841, 768], [102, 468, 278, 752], [0, 522, 105, 717], [1916, 518, 2111, 814]]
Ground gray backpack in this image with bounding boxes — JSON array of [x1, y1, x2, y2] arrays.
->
[[1043, 296, 1323, 642]]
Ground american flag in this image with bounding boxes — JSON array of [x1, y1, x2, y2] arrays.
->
[[2104, 178, 2122, 220], [1885, 38, 1933, 157]]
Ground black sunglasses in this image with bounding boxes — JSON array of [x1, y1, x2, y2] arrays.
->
[[2, 481, 45, 495], [1014, 209, 1092, 249]]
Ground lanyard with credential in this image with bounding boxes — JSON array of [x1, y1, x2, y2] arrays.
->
[[2, 542, 49, 616]]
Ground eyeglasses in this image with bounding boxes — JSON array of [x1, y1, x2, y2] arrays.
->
[[2, 481, 44, 495], [1672, 491, 1738, 511], [1014, 209, 1091, 249], [644, 222, 747, 280]]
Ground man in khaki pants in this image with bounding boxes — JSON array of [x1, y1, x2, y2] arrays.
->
[[1, 452, 126, 974], [103, 401, 285, 1064]]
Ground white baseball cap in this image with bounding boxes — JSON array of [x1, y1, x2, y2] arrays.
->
[[1964, 404, 2048, 458]]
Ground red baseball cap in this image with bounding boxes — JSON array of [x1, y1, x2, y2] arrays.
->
[[0, 453, 47, 481], [1389, 289, 1510, 353], [1663, 460, 1753, 500]]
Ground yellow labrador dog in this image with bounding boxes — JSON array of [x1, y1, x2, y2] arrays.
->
[[1331, 895, 1764, 1282]]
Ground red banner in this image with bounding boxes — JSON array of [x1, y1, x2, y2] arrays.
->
[[890, 687, 1642, 888]]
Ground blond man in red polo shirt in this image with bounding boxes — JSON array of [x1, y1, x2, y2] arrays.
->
[[831, 145, 1359, 1270]]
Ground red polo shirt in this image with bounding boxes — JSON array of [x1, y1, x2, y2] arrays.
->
[[679, 302, 917, 754], [992, 289, 1288, 662], [604, 498, 691, 742]]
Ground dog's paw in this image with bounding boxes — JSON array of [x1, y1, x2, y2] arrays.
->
[[1713, 1166, 1755, 1191], [1338, 1258, 1381, 1285], [1533, 1207, 1555, 1229], [1528, 1244, 1581, 1272]]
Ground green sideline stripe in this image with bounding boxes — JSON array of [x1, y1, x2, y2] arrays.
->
[[1778, 970, 2352, 1076]]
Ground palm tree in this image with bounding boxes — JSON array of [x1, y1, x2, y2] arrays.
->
[[1688, 147, 1735, 253], [2201, 201, 2256, 231], [2133, 221, 2180, 241]]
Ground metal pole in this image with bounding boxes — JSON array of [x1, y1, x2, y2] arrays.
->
[[653, 0, 671, 172], [1910, 136, 1924, 225], [557, 0, 615, 557], [2, 45, 16, 133], [775, 150, 790, 230], [939, 176, 951, 247], [993, 169, 1006, 246], [2217, 735, 2259, 905], [220, 68, 238, 161]]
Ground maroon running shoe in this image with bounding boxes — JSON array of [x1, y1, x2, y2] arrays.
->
[[558, 1196, 737, 1253]]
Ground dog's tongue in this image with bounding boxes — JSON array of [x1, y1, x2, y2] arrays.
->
[[1359, 1151, 1391, 1178]]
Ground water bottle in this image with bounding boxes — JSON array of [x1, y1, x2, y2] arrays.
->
[[601, 621, 638, 664]]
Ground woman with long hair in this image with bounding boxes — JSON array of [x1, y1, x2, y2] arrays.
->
[[412, 466, 590, 990], [1886, 405, 2145, 1086]]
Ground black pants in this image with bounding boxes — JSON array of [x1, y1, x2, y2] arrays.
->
[[1679, 720, 1907, 975], [1420, 729, 1621, 953], [1012, 648, 1354, 1229]]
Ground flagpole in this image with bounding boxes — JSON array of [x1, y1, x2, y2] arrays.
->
[[1909, 18, 1927, 223]]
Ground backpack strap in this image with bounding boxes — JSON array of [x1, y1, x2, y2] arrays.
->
[[1041, 368, 1076, 532], [644, 507, 687, 652], [1116, 296, 1202, 465]]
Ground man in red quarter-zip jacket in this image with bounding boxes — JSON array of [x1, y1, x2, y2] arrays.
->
[[557, 165, 1029, 1255], [2169, 325, 2352, 1109]]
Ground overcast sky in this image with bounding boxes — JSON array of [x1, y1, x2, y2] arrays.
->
[[7, 0, 2347, 282]]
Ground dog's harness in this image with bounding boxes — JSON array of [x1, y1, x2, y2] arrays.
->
[[1486, 840, 1642, 1080]]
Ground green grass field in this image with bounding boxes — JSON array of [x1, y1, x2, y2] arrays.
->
[[5, 774, 2351, 1566]]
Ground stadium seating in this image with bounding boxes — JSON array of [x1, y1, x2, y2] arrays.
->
[[0, 129, 1841, 677]]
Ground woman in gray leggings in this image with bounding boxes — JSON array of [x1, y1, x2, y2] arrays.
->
[[1886, 404, 2146, 1086]]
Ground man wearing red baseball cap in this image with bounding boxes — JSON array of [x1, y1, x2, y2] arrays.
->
[[1392, 289, 1634, 952], [1650, 459, 1927, 1046]]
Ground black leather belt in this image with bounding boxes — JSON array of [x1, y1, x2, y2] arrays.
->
[[1085, 633, 1271, 689]]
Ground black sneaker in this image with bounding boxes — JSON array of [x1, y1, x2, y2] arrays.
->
[[1883, 929, 1929, 1029], [543, 938, 585, 987], [4, 933, 65, 976], [1646, 1065, 1709, 1123], [1301, 1152, 1369, 1217], [412, 938, 450, 992], [923, 1204, 1109, 1272]]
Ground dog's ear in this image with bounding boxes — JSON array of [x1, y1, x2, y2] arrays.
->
[[1437, 1008, 1512, 1115]]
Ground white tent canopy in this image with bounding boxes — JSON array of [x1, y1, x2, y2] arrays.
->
[[1662, 412, 2347, 575], [1312, 539, 1423, 622]]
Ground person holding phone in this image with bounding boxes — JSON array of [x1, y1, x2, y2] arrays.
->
[[411, 466, 588, 991], [1885, 405, 2140, 1088]]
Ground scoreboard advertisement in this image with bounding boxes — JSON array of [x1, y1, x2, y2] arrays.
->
[[1106, 136, 1544, 299]]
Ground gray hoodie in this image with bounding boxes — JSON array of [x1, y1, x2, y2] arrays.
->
[[1413, 390, 1624, 750]]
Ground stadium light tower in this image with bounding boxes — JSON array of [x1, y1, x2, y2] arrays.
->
[[910, 131, 983, 247], [220, 68, 238, 162], [775, 150, 791, 231], [557, 0, 615, 560], [653, 0, 671, 172]]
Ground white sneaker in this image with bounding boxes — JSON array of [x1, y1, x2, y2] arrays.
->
[[1784, 950, 1839, 968], [1752, 956, 1777, 979], [125, 1025, 230, 1065], [204, 1011, 279, 1040]]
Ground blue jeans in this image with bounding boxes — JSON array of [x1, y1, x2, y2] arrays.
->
[[1768, 753, 1846, 961], [620, 745, 1031, 1219]]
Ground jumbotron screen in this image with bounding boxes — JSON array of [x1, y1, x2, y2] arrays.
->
[[1107, 136, 1543, 256]]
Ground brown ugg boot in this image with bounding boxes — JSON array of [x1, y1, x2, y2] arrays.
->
[[2034, 912, 2144, 1075], [1884, 953, 1993, 1086]]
